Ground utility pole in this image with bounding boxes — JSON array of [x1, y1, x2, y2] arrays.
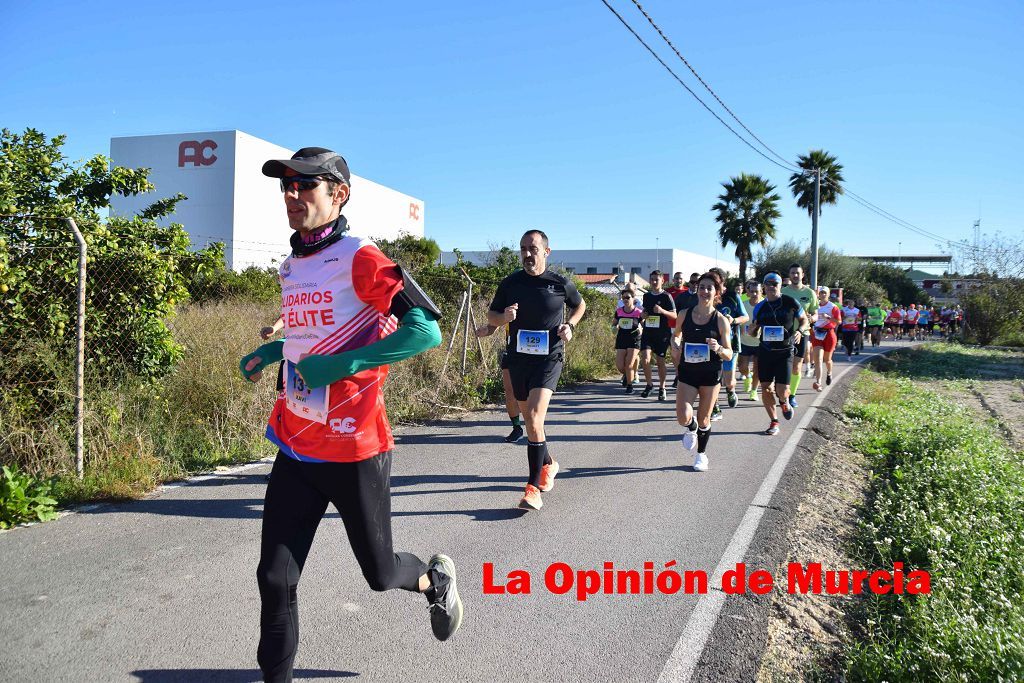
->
[[656, 237, 660, 271], [809, 168, 821, 289]]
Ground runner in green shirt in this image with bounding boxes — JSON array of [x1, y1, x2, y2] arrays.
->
[[866, 301, 885, 347], [782, 264, 818, 409]]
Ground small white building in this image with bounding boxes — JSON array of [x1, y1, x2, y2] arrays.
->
[[441, 248, 740, 281], [109, 130, 425, 270]]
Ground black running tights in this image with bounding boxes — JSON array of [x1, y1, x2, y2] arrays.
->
[[841, 330, 857, 356], [257, 451, 427, 683]]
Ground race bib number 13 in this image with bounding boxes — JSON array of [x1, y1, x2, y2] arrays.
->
[[516, 329, 549, 355], [285, 361, 329, 424]]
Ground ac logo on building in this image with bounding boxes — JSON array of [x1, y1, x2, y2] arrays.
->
[[408, 203, 421, 221], [178, 140, 218, 167]]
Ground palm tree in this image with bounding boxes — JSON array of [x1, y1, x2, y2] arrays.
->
[[712, 173, 782, 281], [789, 149, 845, 217]]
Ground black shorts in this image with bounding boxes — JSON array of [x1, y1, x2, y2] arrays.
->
[[640, 333, 671, 357], [738, 347, 757, 358], [677, 362, 723, 388], [902, 322, 914, 331], [793, 336, 809, 359], [507, 354, 563, 401], [757, 348, 793, 385], [615, 331, 641, 350]]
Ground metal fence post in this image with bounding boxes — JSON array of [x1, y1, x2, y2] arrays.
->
[[460, 268, 488, 371], [66, 218, 86, 479], [461, 280, 472, 374]]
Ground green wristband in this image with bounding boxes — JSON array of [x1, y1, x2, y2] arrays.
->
[[239, 339, 284, 381]]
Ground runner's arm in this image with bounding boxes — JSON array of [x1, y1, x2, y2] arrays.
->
[[712, 314, 733, 362], [239, 339, 284, 381], [295, 307, 441, 389]]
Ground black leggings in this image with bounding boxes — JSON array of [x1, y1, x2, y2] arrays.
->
[[257, 451, 427, 683], [841, 330, 857, 356]]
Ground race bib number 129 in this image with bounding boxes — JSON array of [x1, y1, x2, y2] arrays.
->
[[516, 329, 549, 355]]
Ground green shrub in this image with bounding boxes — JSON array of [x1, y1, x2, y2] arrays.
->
[[843, 369, 1024, 681], [0, 464, 59, 528], [961, 277, 1024, 346]]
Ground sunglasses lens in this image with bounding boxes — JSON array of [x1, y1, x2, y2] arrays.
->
[[281, 177, 322, 192]]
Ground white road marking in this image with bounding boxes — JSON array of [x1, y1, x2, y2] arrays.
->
[[657, 346, 896, 682]]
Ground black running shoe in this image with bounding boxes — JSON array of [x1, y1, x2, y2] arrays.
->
[[658, 387, 667, 401], [426, 554, 463, 642], [625, 385, 634, 394], [640, 385, 653, 398], [727, 391, 738, 408], [504, 425, 525, 443], [826, 374, 832, 386]]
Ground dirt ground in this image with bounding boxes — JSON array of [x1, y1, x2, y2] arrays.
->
[[756, 435, 869, 681], [755, 353, 1024, 681]]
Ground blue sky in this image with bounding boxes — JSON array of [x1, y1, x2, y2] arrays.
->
[[3, 0, 1021, 268]]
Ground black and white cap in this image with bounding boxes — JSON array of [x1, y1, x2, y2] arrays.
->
[[261, 147, 350, 183]]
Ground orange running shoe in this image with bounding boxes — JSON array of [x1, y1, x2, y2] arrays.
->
[[538, 461, 560, 492], [518, 484, 543, 510]]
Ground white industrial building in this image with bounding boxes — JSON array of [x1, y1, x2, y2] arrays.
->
[[109, 130, 425, 270], [441, 248, 740, 282]]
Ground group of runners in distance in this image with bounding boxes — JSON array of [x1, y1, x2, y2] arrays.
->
[[236, 144, 955, 683]]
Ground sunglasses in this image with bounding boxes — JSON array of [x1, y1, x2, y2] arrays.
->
[[764, 281, 780, 287], [280, 176, 327, 193]]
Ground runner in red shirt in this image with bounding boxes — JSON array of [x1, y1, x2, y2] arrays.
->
[[240, 148, 463, 682]]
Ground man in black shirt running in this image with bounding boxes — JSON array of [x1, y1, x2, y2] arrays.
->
[[489, 230, 586, 510], [640, 270, 677, 401]]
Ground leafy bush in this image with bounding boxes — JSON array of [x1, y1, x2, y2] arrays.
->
[[0, 464, 59, 528], [961, 277, 1024, 346], [0, 128, 220, 387]]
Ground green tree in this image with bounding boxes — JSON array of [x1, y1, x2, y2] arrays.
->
[[375, 232, 441, 272], [0, 128, 215, 389], [712, 173, 781, 281], [789, 149, 845, 217], [861, 263, 929, 306]]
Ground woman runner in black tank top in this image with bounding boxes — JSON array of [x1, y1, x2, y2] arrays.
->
[[671, 271, 733, 471]]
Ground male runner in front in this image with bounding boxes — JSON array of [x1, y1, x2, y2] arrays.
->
[[240, 148, 462, 682], [488, 230, 586, 510], [782, 264, 818, 407]]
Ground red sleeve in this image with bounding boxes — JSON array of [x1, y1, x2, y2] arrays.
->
[[352, 245, 404, 315]]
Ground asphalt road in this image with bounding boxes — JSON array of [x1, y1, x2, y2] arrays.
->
[[0, 342, 908, 683]]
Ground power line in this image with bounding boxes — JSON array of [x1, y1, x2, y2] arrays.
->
[[598, 0, 802, 175], [598, 2, 999, 256], [818, 174, 1011, 255], [627, 0, 797, 170]]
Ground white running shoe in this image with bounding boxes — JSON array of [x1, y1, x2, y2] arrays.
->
[[682, 430, 697, 451], [693, 452, 708, 472]]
